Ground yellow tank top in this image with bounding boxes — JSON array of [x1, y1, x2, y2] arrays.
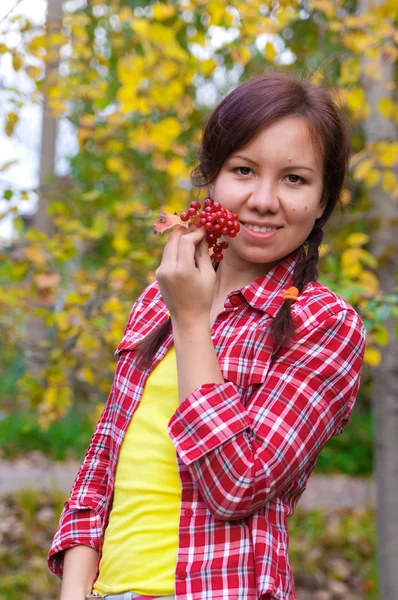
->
[[93, 346, 181, 596]]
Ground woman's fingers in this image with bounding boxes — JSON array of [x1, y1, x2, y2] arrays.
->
[[194, 235, 212, 273], [159, 225, 189, 267], [176, 227, 207, 268]]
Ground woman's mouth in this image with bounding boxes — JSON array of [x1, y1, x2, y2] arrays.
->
[[240, 221, 282, 239]]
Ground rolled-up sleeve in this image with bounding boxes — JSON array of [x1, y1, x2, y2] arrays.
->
[[168, 309, 365, 520], [48, 384, 115, 576]]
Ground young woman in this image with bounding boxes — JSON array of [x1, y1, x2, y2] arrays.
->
[[49, 72, 366, 600]]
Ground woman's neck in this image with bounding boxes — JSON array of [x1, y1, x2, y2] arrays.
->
[[213, 258, 270, 300]]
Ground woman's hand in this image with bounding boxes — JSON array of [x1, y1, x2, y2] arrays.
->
[[156, 225, 216, 328]]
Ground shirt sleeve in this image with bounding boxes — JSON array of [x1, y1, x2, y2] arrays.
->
[[168, 308, 366, 521], [48, 384, 115, 577]]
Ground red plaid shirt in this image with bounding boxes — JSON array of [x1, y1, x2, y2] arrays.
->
[[48, 249, 365, 600]]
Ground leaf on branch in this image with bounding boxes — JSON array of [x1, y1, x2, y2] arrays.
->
[[153, 211, 186, 235], [0, 159, 18, 173], [34, 272, 61, 289]]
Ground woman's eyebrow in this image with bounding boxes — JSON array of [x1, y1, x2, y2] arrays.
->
[[282, 164, 317, 173], [231, 154, 259, 167], [231, 155, 317, 173]]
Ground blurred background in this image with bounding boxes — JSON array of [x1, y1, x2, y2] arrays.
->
[[0, 0, 396, 598]]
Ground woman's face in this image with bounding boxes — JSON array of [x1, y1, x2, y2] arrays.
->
[[209, 116, 325, 274]]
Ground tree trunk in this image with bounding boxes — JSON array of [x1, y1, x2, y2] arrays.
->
[[25, 0, 63, 376], [359, 2, 398, 597]]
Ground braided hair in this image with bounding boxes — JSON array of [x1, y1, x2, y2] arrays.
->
[[271, 226, 324, 351], [136, 72, 351, 368]]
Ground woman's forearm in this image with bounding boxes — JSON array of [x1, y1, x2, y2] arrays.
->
[[60, 545, 99, 600], [172, 318, 224, 404]]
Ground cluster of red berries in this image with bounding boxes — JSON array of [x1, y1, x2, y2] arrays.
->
[[180, 198, 240, 262]]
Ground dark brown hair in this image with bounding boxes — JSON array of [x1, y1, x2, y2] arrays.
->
[[136, 72, 351, 367]]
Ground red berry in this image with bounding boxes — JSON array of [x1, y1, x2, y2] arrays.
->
[[227, 220, 234, 229], [213, 252, 223, 261], [221, 226, 229, 235], [205, 222, 213, 230], [232, 213, 239, 221], [188, 207, 197, 217], [213, 244, 221, 253], [218, 218, 226, 226], [180, 212, 189, 222], [229, 230, 237, 237], [190, 201, 201, 210], [204, 198, 213, 208], [233, 221, 240, 231], [221, 241, 229, 249], [213, 224, 221, 234], [213, 202, 221, 211]]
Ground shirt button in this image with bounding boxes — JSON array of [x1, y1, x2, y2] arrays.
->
[[184, 508, 193, 517], [177, 570, 187, 580], [230, 294, 243, 306]]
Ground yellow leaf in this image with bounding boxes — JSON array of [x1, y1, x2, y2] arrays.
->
[[0, 43, 8, 54], [5, 112, 18, 137], [112, 236, 131, 255], [364, 346, 381, 367], [23, 247, 49, 267], [376, 142, 398, 167], [208, 1, 226, 25], [265, 41, 276, 61], [382, 170, 397, 192], [378, 97, 394, 119], [55, 311, 71, 332], [339, 57, 360, 86], [12, 52, 22, 71], [346, 232, 370, 247], [199, 58, 217, 76], [359, 249, 377, 268], [148, 117, 183, 151], [153, 4, 176, 20], [346, 87, 366, 111], [374, 325, 389, 346], [103, 295, 122, 313], [78, 367, 95, 384], [106, 156, 125, 174], [83, 190, 101, 201], [358, 270, 379, 295], [364, 169, 380, 188], [353, 158, 374, 181], [328, 21, 343, 32], [78, 333, 100, 351], [168, 157, 189, 179], [119, 6, 133, 22], [0, 159, 18, 173], [231, 46, 251, 66]]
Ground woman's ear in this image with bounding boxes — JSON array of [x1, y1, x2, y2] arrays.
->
[[316, 191, 328, 220]]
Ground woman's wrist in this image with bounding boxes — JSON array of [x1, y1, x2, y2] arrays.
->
[[171, 313, 211, 334]]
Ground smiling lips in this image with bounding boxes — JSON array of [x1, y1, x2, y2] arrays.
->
[[240, 221, 282, 238]]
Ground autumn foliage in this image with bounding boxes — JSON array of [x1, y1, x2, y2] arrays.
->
[[0, 0, 397, 427]]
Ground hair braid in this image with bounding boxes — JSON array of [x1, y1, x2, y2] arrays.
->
[[271, 227, 324, 352], [293, 227, 324, 292]]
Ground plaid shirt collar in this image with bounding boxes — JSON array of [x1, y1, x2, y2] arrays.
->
[[231, 246, 304, 318]]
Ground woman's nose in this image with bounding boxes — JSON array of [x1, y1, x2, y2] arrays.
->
[[246, 179, 280, 214]]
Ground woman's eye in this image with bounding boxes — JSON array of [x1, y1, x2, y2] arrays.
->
[[234, 166, 253, 176], [286, 174, 305, 184]]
